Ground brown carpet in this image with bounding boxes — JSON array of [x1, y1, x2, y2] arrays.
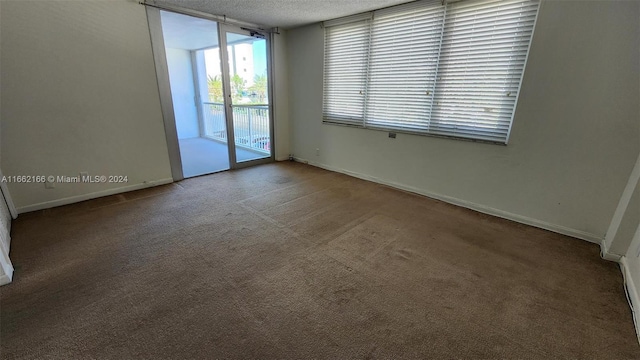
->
[[1, 162, 638, 359]]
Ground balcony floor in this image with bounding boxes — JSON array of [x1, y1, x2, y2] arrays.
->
[[179, 137, 267, 178]]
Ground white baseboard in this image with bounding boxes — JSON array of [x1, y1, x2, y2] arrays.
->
[[620, 256, 640, 345], [601, 240, 623, 262], [0, 240, 14, 286], [16, 178, 174, 214], [0, 168, 18, 219], [0, 273, 12, 286], [294, 157, 603, 246], [0, 228, 10, 259]]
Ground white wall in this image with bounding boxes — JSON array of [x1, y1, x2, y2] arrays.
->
[[286, 0, 640, 242], [611, 154, 640, 342], [166, 48, 200, 139], [0, 0, 11, 282], [272, 30, 290, 161], [0, 0, 173, 212], [604, 152, 640, 258], [610, 182, 640, 256], [625, 225, 640, 295]]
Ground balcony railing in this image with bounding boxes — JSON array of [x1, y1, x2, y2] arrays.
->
[[202, 102, 270, 154]]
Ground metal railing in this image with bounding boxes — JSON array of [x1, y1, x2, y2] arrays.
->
[[202, 102, 270, 154], [202, 102, 227, 141]]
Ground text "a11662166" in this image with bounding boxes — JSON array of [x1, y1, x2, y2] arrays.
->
[[1, 175, 128, 183]]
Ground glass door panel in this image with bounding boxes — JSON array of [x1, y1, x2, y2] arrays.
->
[[158, 10, 230, 178], [220, 26, 272, 166]]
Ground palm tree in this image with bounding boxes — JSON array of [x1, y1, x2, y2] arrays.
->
[[230, 74, 246, 103], [249, 74, 268, 103], [207, 75, 223, 103]]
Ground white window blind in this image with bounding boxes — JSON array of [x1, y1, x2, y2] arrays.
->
[[323, 14, 372, 126], [366, 1, 444, 132], [322, 0, 540, 144]]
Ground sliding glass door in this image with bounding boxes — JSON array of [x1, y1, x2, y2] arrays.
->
[[219, 24, 273, 168], [148, 8, 274, 180]]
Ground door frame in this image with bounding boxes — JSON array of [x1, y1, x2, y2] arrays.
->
[[146, 7, 184, 181], [146, 7, 275, 180], [218, 23, 276, 170]]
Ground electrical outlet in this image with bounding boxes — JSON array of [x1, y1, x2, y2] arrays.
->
[[316, 148, 320, 156]]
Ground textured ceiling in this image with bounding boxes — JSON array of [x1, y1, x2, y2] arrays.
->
[[153, 0, 417, 29]]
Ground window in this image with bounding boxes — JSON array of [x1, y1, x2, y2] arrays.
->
[[323, 0, 540, 144]]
